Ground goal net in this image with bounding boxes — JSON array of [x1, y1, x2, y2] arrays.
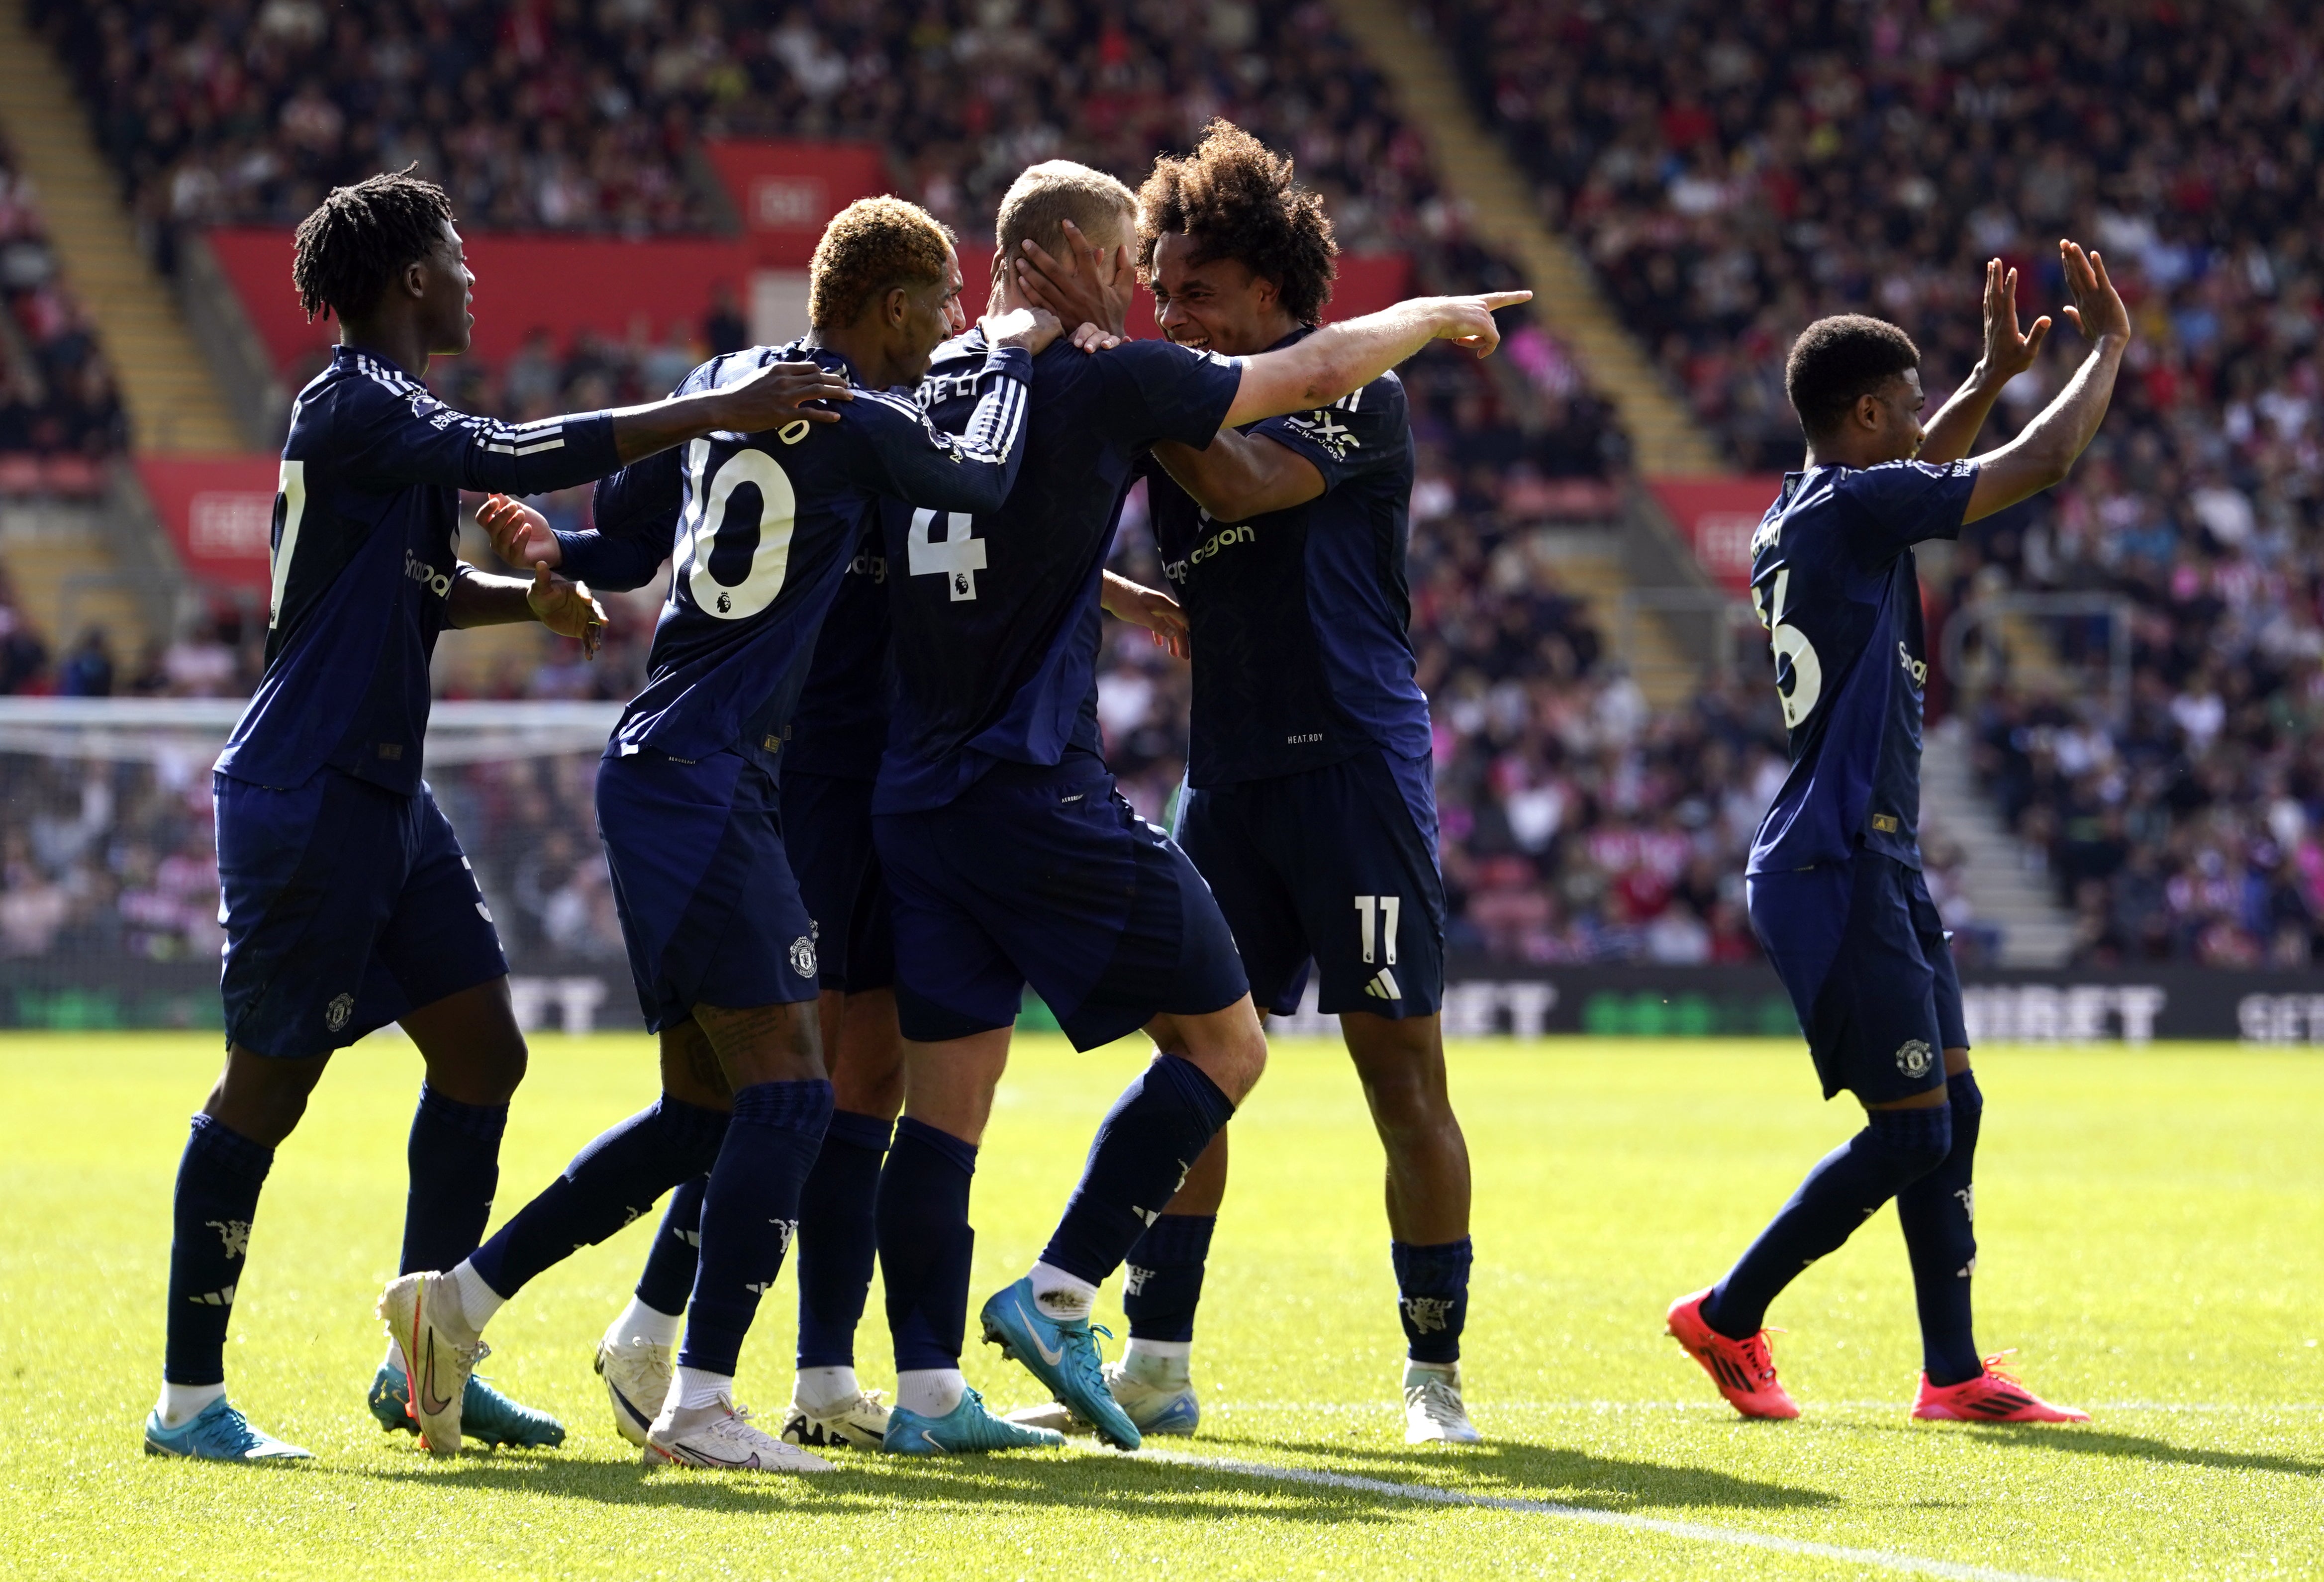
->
[[0, 697, 633, 1034]]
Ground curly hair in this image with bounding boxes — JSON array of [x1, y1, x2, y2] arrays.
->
[[808, 197, 955, 330], [290, 167, 456, 323], [1135, 120, 1337, 325], [1785, 314, 1922, 438]]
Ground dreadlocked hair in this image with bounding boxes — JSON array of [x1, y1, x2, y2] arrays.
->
[[1136, 120, 1337, 325], [290, 167, 456, 323]]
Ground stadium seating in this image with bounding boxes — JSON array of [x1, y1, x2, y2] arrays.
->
[[1429, 0, 2324, 967], [16, 0, 1842, 972], [0, 137, 126, 468]]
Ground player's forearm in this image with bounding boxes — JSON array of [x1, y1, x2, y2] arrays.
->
[[605, 390, 750, 465], [1224, 300, 1446, 428], [904, 357, 1032, 514], [1964, 340, 2126, 522], [1916, 368, 2009, 467], [1099, 570, 1149, 619], [1151, 433, 1323, 522], [445, 567, 541, 628], [551, 527, 666, 591]]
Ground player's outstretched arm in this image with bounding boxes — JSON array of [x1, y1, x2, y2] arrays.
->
[[603, 361, 853, 464], [1101, 570, 1189, 659], [1150, 431, 1324, 522], [1222, 291, 1528, 429], [1918, 258, 2052, 466], [1963, 241, 2130, 524], [445, 563, 608, 656], [855, 309, 1054, 515]]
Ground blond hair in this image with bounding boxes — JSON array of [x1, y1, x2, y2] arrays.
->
[[991, 161, 1137, 301], [808, 196, 955, 330]]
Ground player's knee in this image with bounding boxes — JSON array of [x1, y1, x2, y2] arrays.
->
[[1865, 1103, 1953, 1183]]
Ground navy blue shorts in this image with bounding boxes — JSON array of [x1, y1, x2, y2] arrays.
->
[[598, 749, 819, 1033], [1174, 747, 1448, 1019], [1747, 851, 1969, 1104], [874, 753, 1250, 1051], [780, 768, 893, 994], [215, 768, 507, 1060]]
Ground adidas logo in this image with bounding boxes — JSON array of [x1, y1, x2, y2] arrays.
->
[[190, 1284, 236, 1306], [1363, 968, 1402, 1000]]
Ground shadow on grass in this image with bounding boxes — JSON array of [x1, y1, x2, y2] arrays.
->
[[1964, 1423, 2324, 1478], [337, 1435, 1836, 1517], [1214, 1436, 1837, 1511], [1855, 1421, 2324, 1478]]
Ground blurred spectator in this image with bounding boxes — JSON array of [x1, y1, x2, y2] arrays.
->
[[56, 628, 114, 697]]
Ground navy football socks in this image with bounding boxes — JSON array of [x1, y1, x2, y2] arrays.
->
[[1704, 1103, 1953, 1341], [796, 1109, 891, 1368], [1039, 1054, 1236, 1286], [397, 1085, 507, 1276], [1123, 1212, 1216, 1344], [468, 1096, 729, 1299], [164, 1114, 274, 1386], [1896, 1072, 1985, 1386], [635, 1175, 707, 1316], [678, 1079, 834, 1377], [877, 1117, 978, 1372], [1392, 1236, 1474, 1365]]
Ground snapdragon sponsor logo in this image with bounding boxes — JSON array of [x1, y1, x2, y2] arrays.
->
[[1958, 983, 2166, 1045], [404, 549, 454, 597], [1162, 523, 1255, 583]]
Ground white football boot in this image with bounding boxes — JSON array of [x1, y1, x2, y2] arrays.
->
[[646, 1393, 835, 1473], [1403, 1362, 1482, 1444], [780, 1385, 891, 1450], [377, 1271, 484, 1455], [595, 1334, 674, 1450]]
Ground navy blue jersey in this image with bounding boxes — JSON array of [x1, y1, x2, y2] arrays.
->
[[216, 347, 619, 792], [874, 330, 1243, 812], [1746, 460, 1977, 876], [1145, 331, 1427, 786], [558, 340, 1030, 767], [783, 517, 889, 780]]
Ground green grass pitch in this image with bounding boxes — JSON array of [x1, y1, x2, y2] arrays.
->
[[1, 1031, 2319, 1579]]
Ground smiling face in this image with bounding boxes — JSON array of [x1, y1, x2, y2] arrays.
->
[[1148, 231, 1290, 357], [886, 242, 967, 385], [1858, 367, 1929, 463], [416, 222, 476, 356]]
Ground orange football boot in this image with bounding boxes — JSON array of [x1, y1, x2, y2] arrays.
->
[[1666, 1288, 1800, 1419], [1913, 1352, 2088, 1422]]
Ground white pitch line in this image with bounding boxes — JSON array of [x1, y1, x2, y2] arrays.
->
[[1136, 1449, 2069, 1582], [1204, 1399, 2324, 1415]]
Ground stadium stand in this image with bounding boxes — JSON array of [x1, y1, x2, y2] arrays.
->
[[0, 136, 125, 474], [14, 0, 1871, 979], [1430, 0, 2324, 968]]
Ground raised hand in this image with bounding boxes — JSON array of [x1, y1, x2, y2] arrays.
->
[[527, 563, 608, 658], [1435, 290, 1534, 358], [1015, 218, 1133, 346], [717, 360, 854, 434], [2058, 240, 2131, 346], [1978, 257, 2051, 383], [984, 305, 1065, 357], [478, 493, 559, 569]]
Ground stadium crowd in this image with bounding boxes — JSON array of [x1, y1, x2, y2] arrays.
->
[[1435, 0, 2324, 966], [0, 138, 128, 473]]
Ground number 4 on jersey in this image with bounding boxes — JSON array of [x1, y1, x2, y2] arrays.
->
[[910, 506, 985, 601]]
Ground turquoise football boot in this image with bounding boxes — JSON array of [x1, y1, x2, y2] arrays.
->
[[369, 1361, 566, 1450], [144, 1397, 313, 1462], [978, 1277, 1140, 1450], [882, 1385, 1065, 1455]]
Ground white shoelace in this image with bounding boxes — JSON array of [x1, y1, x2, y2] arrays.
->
[[1406, 1375, 1470, 1429]]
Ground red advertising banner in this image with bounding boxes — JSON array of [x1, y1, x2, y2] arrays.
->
[[701, 139, 892, 267], [207, 228, 757, 375], [135, 454, 280, 592], [1644, 476, 1786, 592]]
